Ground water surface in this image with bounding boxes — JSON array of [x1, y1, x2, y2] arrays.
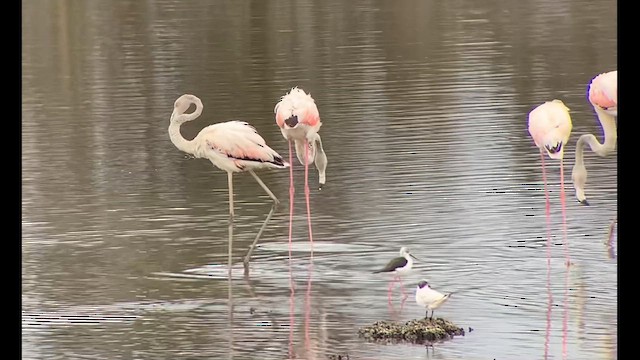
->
[[22, 1, 617, 359]]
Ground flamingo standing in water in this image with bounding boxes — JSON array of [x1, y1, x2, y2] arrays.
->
[[571, 70, 617, 205], [528, 99, 573, 249], [168, 94, 289, 270], [528, 99, 573, 359], [274, 87, 328, 249]]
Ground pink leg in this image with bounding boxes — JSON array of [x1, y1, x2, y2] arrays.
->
[[399, 277, 408, 300], [560, 160, 570, 266], [288, 140, 295, 255], [540, 152, 552, 260], [540, 151, 553, 277], [540, 151, 553, 360], [387, 276, 398, 304], [304, 139, 314, 246], [287, 140, 295, 359], [560, 160, 570, 360]]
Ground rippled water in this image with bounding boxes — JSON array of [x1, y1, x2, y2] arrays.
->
[[22, 1, 617, 359]]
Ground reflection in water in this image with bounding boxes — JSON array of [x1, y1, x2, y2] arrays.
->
[[288, 249, 296, 359], [304, 251, 314, 358], [228, 219, 234, 359], [606, 217, 617, 260], [545, 238, 553, 360]]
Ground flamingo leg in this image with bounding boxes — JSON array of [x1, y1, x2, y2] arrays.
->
[[243, 170, 280, 272], [304, 139, 314, 247], [228, 172, 235, 220], [560, 159, 570, 360], [228, 172, 234, 278], [607, 217, 617, 244], [560, 159, 570, 267], [288, 140, 295, 256]]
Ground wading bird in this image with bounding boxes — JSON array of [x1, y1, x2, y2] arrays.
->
[[373, 247, 420, 302], [168, 94, 289, 269], [274, 87, 328, 249], [527, 99, 572, 265], [415, 280, 452, 320], [571, 70, 617, 205]]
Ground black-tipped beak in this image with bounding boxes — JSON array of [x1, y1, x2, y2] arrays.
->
[[579, 199, 590, 206], [545, 142, 563, 154], [284, 115, 298, 127], [410, 254, 420, 261]]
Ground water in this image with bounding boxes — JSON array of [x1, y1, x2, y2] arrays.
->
[[22, 1, 617, 359]]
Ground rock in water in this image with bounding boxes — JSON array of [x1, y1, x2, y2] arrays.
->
[[358, 317, 465, 344]]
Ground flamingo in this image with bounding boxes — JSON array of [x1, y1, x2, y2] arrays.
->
[[527, 99, 573, 255], [168, 94, 289, 270], [571, 70, 617, 205], [528, 99, 572, 359], [274, 87, 328, 250]]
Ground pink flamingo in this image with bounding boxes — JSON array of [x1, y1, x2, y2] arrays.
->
[[571, 70, 617, 205], [527, 99, 573, 250], [168, 94, 289, 271], [528, 99, 573, 359], [274, 87, 328, 249]]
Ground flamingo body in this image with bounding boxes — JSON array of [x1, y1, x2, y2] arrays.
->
[[190, 121, 288, 173], [170, 94, 288, 173], [528, 99, 573, 160]]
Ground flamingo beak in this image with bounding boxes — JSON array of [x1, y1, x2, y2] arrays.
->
[[544, 142, 562, 155]]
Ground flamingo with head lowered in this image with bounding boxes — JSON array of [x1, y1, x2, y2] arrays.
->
[[528, 98, 573, 264], [168, 94, 289, 270], [274, 87, 328, 251], [571, 70, 617, 205]]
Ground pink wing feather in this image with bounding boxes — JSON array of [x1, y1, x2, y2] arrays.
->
[[194, 121, 286, 169]]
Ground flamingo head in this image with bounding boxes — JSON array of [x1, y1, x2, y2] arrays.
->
[[171, 94, 202, 122]]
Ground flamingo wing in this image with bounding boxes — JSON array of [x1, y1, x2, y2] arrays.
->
[[195, 121, 287, 171]]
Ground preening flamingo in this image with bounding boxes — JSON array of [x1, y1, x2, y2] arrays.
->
[[528, 99, 572, 358], [571, 70, 617, 205], [168, 94, 289, 269], [274, 87, 328, 249]]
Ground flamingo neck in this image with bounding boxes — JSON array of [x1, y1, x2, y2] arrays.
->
[[575, 109, 617, 165], [168, 120, 197, 155], [168, 99, 203, 156]]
